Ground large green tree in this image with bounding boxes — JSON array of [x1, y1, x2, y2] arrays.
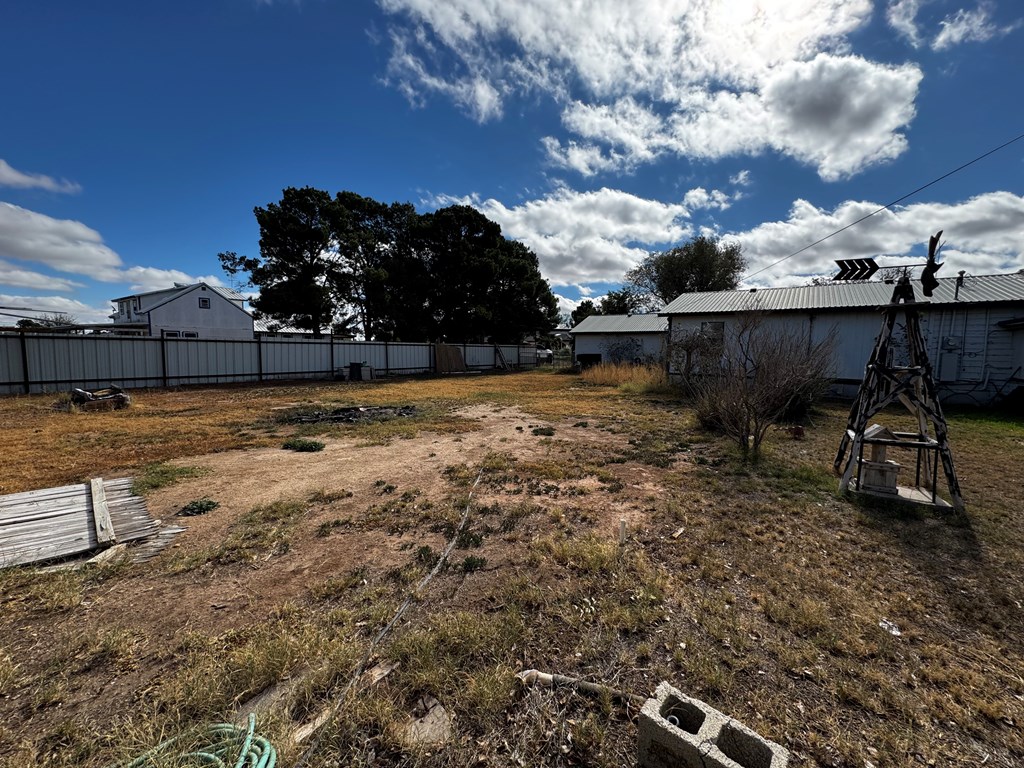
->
[[219, 186, 338, 337], [332, 191, 425, 341], [625, 236, 746, 308], [220, 190, 558, 343], [417, 205, 557, 342]]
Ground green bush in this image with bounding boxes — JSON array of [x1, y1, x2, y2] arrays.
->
[[283, 437, 325, 452], [178, 498, 220, 517]]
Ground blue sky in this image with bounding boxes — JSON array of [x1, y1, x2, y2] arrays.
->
[[1, 0, 1022, 324]]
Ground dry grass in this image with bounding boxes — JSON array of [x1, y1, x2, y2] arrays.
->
[[1, 371, 1023, 767], [579, 362, 670, 392]]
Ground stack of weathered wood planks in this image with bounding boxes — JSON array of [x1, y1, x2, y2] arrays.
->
[[0, 478, 161, 567]]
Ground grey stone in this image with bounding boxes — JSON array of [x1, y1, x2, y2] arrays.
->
[[401, 696, 452, 747]]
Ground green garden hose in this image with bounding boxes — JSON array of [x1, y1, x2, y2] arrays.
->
[[111, 713, 276, 768]]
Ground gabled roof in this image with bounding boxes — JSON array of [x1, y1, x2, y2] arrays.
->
[[662, 272, 1024, 315], [144, 283, 253, 319], [570, 314, 668, 334], [112, 282, 248, 304]]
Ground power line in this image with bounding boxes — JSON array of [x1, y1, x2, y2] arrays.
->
[[0, 309, 44, 321], [744, 130, 1024, 280]]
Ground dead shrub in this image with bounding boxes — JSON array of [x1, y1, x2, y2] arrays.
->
[[690, 311, 836, 460]]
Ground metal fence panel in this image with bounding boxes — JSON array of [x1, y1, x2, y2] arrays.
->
[[333, 341, 383, 376], [462, 344, 491, 368], [260, 339, 331, 380], [0, 336, 25, 395], [0, 332, 539, 395], [24, 335, 164, 392], [165, 338, 259, 385], [498, 344, 527, 366], [379, 343, 432, 374]]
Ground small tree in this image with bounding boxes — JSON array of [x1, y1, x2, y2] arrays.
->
[[602, 337, 644, 364], [692, 312, 836, 461], [570, 299, 598, 327], [17, 313, 78, 330], [625, 236, 746, 308], [599, 288, 644, 315], [667, 327, 721, 382]]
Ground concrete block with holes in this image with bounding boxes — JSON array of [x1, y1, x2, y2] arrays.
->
[[638, 682, 789, 768]]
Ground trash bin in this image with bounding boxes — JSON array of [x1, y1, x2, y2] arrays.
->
[[349, 362, 363, 381]]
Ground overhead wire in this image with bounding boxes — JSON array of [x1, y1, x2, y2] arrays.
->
[[743, 130, 1024, 280]]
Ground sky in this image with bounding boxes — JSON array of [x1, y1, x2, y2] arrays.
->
[[1, 0, 1023, 325]]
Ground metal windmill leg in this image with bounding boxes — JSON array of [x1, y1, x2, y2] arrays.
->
[[835, 307, 897, 484], [906, 307, 965, 512]]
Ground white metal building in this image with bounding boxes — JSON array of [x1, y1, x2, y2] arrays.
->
[[661, 272, 1024, 405], [569, 314, 668, 366], [111, 283, 254, 340]]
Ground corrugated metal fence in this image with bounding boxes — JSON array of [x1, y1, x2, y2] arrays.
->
[[0, 334, 538, 395]]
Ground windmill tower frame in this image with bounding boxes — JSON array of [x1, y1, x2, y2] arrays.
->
[[833, 274, 964, 512]]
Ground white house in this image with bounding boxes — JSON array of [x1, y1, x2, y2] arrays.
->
[[661, 272, 1024, 405], [110, 283, 254, 340], [569, 314, 668, 366]]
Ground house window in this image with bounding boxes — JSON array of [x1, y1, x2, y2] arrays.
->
[[182, 331, 199, 338], [163, 331, 180, 338], [701, 321, 725, 344], [199, 297, 211, 309]]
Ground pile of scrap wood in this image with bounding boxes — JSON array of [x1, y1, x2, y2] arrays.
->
[[0, 477, 179, 567], [69, 385, 131, 411]]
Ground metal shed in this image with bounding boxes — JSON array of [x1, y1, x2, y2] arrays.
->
[[661, 272, 1024, 405], [569, 314, 668, 367]]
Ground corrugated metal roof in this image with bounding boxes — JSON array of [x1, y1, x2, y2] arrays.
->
[[210, 286, 248, 302], [570, 314, 668, 334], [662, 272, 1024, 315], [253, 318, 310, 334]]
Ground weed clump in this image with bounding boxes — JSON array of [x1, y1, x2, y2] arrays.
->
[[178, 498, 219, 517], [283, 437, 325, 452], [132, 463, 209, 495]]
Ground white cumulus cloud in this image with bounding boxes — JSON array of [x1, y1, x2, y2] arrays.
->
[[431, 184, 743, 286], [0, 202, 122, 277], [732, 191, 1024, 285], [0, 259, 83, 292], [378, 0, 920, 179], [887, 0, 925, 46], [0, 202, 221, 295], [0, 159, 81, 194], [932, 2, 1019, 50], [0, 294, 113, 325]]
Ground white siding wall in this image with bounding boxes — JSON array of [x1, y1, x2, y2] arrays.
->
[[574, 333, 666, 363], [667, 305, 1024, 404], [149, 289, 253, 340]]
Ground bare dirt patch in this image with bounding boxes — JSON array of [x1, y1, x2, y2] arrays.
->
[[2, 375, 1022, 768]]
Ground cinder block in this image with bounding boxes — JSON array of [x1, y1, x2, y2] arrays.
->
[[638, 682, 789, 768]]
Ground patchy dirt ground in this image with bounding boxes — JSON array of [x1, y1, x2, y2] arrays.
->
[[1, 400, 677, 765], [2, 374, 1023, 768]]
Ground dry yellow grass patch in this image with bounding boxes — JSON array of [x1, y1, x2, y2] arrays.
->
[[1, 373, 1023, 768]]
